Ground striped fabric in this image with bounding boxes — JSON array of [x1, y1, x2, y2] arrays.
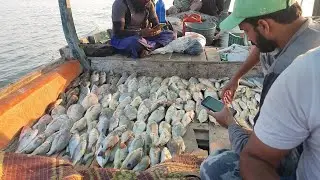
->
[[0, 151, 204, 180]]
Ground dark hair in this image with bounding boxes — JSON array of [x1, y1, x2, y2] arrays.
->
[[243, 2, 302, 26]]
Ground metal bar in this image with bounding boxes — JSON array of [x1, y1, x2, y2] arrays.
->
[[58, 0, 91, 70]]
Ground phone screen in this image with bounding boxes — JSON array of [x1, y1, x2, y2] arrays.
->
[[201, 96, 237, 116]]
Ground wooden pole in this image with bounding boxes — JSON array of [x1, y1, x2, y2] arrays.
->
[[58, 0, 91, 70], [313, 0, 320, 16]]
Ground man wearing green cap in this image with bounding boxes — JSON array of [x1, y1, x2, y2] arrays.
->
[[200, 0, 320, 179]]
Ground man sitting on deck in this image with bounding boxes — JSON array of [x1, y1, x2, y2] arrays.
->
[[200, 0, 320, 179], [111, 0, 176, 58]]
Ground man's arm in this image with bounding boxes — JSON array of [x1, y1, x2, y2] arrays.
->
[[240, 132, 290, 180], [148, 2, 159, 27], [228, 124, 251, 154], [232, 46, 260, 80]]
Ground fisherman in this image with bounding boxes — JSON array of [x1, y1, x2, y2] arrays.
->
[[240, 46, 320, 180], [166, 0, 224, 16], [166, 0, 202, 15], [200, 0, 320, 179], [111, 0, 176, 58]]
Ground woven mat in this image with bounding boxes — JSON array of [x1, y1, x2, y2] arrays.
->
[[0, 151, 204, 180]]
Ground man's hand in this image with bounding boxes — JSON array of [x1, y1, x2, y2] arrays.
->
[[207, 106, 236, 128], [141, 26, 161, 37], [221, 77, 239, 103]]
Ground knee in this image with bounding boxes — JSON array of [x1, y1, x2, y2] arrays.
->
[[200, 151, 241, 180]]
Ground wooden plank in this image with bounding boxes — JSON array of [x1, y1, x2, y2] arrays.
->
[[190, 52, 207, 62], [208, 123, 231, 154], [190, 123, 209, 131], [183, 126, 199, 153], [90, 57, 262, 79], [170, 53, 192, 62], [208, 123, 230, 153], [58, 0, 90, 70]]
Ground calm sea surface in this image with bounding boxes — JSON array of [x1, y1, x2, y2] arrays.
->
[[0, 0, 114, 88]]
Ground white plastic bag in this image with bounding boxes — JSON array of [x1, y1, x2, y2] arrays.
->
[[217, 44, 250, 62], [152, 32, 206, 55]]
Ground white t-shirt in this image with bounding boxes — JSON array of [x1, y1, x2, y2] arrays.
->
[[254, 46, 320, 180]]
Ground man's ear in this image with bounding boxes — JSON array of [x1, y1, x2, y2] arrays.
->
[[256, 19, 271, 37]]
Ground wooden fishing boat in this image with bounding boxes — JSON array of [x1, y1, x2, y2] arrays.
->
[[5, 0, 320, 179]]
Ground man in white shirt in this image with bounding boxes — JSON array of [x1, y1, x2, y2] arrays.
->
[[240, 47, 320, 179]]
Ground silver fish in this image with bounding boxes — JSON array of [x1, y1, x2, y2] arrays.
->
[[161, 147, 172, 163], [179, 90, 191, 102], [184, 100, 196, 112], [128, 134, 144, 153], [133, 120, 146, 135], [29, 133, 56, 156], [110, 125, 127, 136], [133, 155, 151, 171], [96, 155, 108, 168], [72, 133, 88, 165], [22, 134, 46, 154], [101, 93, 112, 108], [47, 129, 71, 155], [155, 129, 171, 147], [130, 96, 142, 108], [159, 121, 172, 135], [68, 132, 80, 159], [117, 72, 129, 87], [149, 147, 161, 166], [102, 135, 120, 151], [70, 117, 87, 133], [165, 105, 176, 124], [198, 109, 208, 123], [148, 106, 165, 123], [87, 128, 99, 152], [147, 121, 158, 136], [137, 103, 149, 122], [121, 148, 143, 170], [128, 78, 139, 93], [172, 122, 186, 138], [16, 129, 38, 153], [81, 93, 99, 110], [51, 105, 66, 119], [167, 136, 186, 156], [120, 130, 134, 148], [67, 104, 85, 121], [84, 104, 101, 121], [124, 105, 138, 121], [97, 114, 109, 134], [90, 71, 100, 86], [91, 84, 100, 97], [33, 114, 52, 133], [141, 132, 152, 155], [99, 71, 107, 85], [151, 77, 163, 86], [114, 146, 129, 168], [78, 83, 90, 104]]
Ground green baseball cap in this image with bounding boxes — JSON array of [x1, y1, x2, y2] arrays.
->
[[220, 0, 296, 31]]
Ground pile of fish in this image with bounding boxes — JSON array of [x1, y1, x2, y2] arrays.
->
[[15, 71, 262, 171]]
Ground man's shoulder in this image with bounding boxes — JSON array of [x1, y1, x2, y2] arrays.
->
[[113, 0, 126, 9]]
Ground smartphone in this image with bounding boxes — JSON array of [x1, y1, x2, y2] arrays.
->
[[201, 96, 237, 116]]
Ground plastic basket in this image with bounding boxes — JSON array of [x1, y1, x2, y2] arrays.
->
[[228, 33, 245, 46], [185, 21, 217, 45]]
